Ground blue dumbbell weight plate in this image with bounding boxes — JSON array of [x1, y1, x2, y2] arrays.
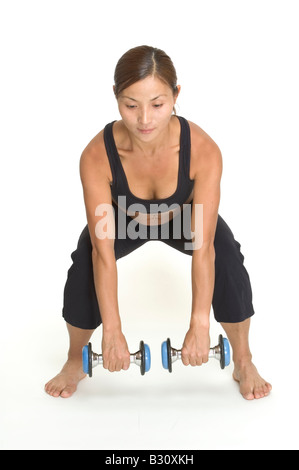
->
[[144, 344, 151, 373], [82, 343, 92, 377], [82, 345, 89, 374], [161, 338, 172, 372], [161, 341, 168, 369], [140, 341, 151, 375], [223, 337, 231, 367]]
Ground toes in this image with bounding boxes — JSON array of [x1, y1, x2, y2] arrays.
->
[[45, 381, 75, 398], [242, 381, 272, 400], [254, 382, 272, 399], [45, 383, 54, 396], [263, 382, 272, 396], [254, 389, 264, 399], [235, 364, 272, 400], [243, 391, 255, 400], [45, 376, 62, 397], [60, 386, 75, 399], [45, 380, 63, 398], [47, 386, 60, 397], [45, 388, 59, 397], [240, 387, 254, 400]]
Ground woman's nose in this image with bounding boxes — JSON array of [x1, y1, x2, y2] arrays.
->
[[138, 108, 152, 126]]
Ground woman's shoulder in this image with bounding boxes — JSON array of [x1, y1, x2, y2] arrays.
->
[[80, 127, 112, 183], [186, 119, 222, 178], [186, 119, 220, 153], [81, 128, 106, 158]]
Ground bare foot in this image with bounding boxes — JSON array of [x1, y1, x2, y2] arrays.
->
[[45, 359, 86, 398], [233, 361, 272, 400]]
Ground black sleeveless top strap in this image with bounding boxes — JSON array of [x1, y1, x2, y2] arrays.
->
[[103, 116, 194, 214]]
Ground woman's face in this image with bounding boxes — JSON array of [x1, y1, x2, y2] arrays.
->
[[116, 75, 180, 142]]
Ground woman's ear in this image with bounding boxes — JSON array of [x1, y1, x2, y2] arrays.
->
[[173, 85, 181, 114], [174, 85, 181, 102]]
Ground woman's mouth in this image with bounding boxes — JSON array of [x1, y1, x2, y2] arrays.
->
[[138, 128, 155, 135]]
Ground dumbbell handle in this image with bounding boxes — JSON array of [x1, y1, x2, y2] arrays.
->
[[171, 345, 223, 364], [90, 350, 143, 368]]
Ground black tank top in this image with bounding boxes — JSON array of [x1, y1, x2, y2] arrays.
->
[[103, 116, 194, 215]]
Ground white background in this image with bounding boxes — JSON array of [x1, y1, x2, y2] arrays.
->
[[0, 0, 298, 450]]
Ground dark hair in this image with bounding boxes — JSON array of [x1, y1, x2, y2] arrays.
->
[[114, 45, 178, 98]]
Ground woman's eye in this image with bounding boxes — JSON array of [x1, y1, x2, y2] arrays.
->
[[125, 104, 163, 109]]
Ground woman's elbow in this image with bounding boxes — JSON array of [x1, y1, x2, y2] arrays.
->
[[91, 241, 116, 267], [193, 241, 215, 262]]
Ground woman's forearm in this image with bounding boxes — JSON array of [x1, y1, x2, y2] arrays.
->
[[92, 249, 121, 332], [190, 246, 215, 327]]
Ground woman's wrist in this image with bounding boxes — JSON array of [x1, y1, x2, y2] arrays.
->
[[102, 318, 122, 335], [190, 311, 210, 330]]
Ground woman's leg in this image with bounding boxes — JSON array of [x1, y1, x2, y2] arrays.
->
[[212, 217, 271, 399], [46, 216, 149, 398], [45, 323, 94, 398], [221, 319, 272, 400], [162, 213, 271, 399]]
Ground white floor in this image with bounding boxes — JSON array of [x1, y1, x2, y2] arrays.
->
[[1, 242, 298, 451], [2, 0, 299, 453]]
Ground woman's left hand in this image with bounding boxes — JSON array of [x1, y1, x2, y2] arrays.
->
[[181, 322, 211, 367]]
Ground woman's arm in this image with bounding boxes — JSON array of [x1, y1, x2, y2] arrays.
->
[[80, 134, 130, 372], [182, 123, 223, 366]]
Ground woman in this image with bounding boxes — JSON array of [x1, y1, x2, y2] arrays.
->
[[45, 46, 272, 400]]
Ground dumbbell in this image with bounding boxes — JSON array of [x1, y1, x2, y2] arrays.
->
[[82, 341, 151, 377], [161, 335, 230, 372]]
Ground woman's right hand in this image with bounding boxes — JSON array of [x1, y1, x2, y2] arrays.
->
[[102, 329, 131, 372]]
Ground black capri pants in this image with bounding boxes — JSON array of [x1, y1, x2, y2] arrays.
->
[[62, 206, 255, 329]]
